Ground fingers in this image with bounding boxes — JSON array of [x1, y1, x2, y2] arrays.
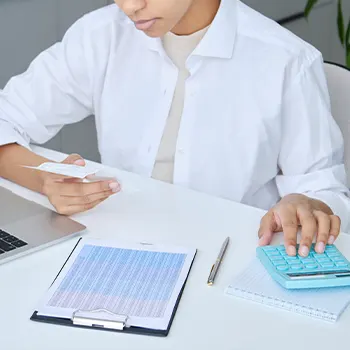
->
[[60, 190, 114, 205], [313, 211, 331, 253], [278, 207, 299, 256], [45, 178, 121, 216], [262, 194, 342, 258], [258, 211, 277, 246], [304, 213, 340, 254], [40, 153, 122, 215], [298, 207, 317, 257], [46, 179, 120, 196], [63, 153, 86, 166], [51, 190, 114, 215], [56, 198, 107, 216], [328, 215, 341, 244], [279, 209, 340, 257]]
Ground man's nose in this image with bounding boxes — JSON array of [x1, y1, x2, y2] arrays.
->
[[119, 0, 146, 17]]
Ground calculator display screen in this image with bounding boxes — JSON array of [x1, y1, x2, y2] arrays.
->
[[287, 270, 350, 279]]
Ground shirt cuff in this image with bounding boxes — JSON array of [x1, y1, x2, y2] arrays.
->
[[305, 191, 350, 234], [0, 120, 31, 150]]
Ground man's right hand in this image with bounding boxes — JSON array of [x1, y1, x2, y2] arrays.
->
[[40, 154, 120, 215]]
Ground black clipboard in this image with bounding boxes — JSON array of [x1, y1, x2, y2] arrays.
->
[[30, 238, 196, 337]]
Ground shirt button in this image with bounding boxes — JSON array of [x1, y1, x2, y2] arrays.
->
[[178, 148, 185, 154]]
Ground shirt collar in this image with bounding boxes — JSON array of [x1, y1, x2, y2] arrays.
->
[[125, 0, 237, 59], [192, 0, 237, 59]]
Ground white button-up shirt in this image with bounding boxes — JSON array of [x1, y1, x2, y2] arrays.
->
[[1, 0, 350, 231]]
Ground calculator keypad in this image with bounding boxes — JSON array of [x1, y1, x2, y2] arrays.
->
[[262, 244, 349, 273]]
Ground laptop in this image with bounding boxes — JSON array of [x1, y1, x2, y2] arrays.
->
[[0, 186, 86, 265]]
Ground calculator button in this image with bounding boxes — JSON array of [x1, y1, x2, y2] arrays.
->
[[291, 265, 303, 270], [264, 248, 278, 254], [288, 260, 302, 265], [314, 254, 327, 259], [270, 255, 283, 261], [333, 259, 346, 264], [335, 262, 349, 267], [285, 256, 298, 260], [263, 247, 277, 252], [299, 257, 310, 261], [273, 260, 287, 266], [326, 250, 339, 255], [327, 252, 339, 257], [327, 252, 341, 258], [305, 264, 318, 269], [267, 252, 281, 257], [320, 262, 335, 268], [331, 257, 344, 262], [301, 259, 315, 264], [326, 251, 338, 256], [277, 265, 289, 271], [277, 246, 286, 251], [317, 258, 331, 263]]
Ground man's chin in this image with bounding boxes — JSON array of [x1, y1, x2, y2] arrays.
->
[[141, 29, 164, 38]]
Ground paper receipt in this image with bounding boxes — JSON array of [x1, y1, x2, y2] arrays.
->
[[23, 162, 100, 179]]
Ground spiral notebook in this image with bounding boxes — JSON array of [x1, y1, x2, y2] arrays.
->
[[225, 259, 350, 322]]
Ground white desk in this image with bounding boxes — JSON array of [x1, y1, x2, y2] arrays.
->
[[1, 146, 350, 350]]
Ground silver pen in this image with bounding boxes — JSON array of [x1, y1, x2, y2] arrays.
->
[[207, 237, 230, 285]]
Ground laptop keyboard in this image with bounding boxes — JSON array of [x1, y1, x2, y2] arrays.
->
[[0, 229, 28, 255]]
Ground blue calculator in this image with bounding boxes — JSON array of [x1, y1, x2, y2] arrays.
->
[[256, 244, 350, 289]]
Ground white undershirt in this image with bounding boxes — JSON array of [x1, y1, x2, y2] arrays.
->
[[151, 26, 209, 183]]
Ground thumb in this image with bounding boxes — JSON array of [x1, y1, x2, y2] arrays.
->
[[62, 153, 86, 166], [258, 211, 277, 246]]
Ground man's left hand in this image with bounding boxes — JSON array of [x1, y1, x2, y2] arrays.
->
[[258, 194, 341, 257]]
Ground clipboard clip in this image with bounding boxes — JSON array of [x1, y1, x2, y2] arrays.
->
[[72, 309, 128, 331]]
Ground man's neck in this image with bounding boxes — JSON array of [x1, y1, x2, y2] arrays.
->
[[171, 0, 221, 35]]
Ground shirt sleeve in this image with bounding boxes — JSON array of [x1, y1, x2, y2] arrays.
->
[[276, 52, 350, 233], [0, 16, 93, 149]]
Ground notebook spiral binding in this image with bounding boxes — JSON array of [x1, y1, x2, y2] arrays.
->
[[230, 288, 337, 322]]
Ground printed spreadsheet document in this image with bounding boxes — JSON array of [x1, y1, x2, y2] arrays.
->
[[36, 238, 196, 330]]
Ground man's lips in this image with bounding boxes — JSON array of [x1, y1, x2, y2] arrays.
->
[[134, 18, 157, 30]]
